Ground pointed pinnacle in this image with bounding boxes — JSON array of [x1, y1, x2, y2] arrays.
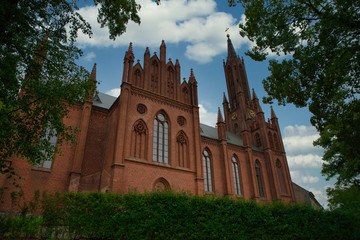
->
[[189, 68, 197, 84], [217, 107, 224, 123], [160, 40, 166, 48], [252, 88, 258, 100], [144, 47, 150, 55], [271, 106, 277, 119], [91, 63, 97, 81], [223, 92, 228, 103], [128, 42, 133, 52]]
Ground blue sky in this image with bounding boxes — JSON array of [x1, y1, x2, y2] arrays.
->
[[76, 0, 334, 207]]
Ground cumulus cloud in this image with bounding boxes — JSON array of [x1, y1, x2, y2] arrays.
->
[[76, 0, 249, 63], [83, 52, 96, 62], [283, 125, 324, 156], [199, 104, 217, 127], [291, 171, 319, 184], [287, 154, 323, 170], [302, 176, 320, 184], [106, 88, 121, 97]]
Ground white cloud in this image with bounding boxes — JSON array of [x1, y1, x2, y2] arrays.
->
[[199, 104, 217, 127], [106, 88, 121, 97], [283, 125, 324, 156], [76, 0, 250, 63], [301, 176, 320, 184], [290, 171, 319, 184], [83, 52, 96, 62], [287, 154, 323, 170], [309, 187, 328, 208]]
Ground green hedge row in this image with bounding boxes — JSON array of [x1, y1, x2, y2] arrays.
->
[[1, 191, 359, 239]]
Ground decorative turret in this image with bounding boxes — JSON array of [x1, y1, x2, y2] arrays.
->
[[160, 40, 166, 62], [188, 68, 198, 106], [122, 43, 134, 83], [217, 107, 224, 123], [217, 107, 226, 140]]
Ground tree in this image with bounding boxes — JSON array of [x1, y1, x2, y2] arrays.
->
[[0, 0, 140, 188], [228, 1, 359, 190]]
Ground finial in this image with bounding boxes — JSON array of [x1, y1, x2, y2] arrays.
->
[[190, 68, 194, 77], [225, 27, 230, 38], [128, 42, 133, 52], [137, 59, 140, 63]]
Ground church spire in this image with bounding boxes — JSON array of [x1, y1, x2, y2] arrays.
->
[[227, 35, 237, 60]]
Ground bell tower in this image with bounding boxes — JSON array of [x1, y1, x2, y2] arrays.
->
[[223, 34, 254, 134]]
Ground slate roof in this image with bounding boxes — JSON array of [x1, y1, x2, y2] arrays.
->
[[93, 92, 117, 109], [200, 123, 262, 151]]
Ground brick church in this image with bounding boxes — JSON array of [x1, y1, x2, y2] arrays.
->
[[1, 36, 295, 209]]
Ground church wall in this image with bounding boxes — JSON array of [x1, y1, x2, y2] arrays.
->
[[99, 101, 120, 192], [0, 104, 83, 211], [79, 107, 108, 192], [121, 159, 196, 194]]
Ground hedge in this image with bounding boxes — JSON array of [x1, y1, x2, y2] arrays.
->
[[1, 191, 359, 239]]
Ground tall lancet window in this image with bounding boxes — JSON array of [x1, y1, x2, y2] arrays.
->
[[153, 112, 169, 164], [255, 160, 265, 198], [202, 149, 213, 192], [232, 156, 242, 196]]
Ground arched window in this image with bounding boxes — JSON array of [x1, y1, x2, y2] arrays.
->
[[232, 156, 242, 196], [153, 112, 169, 164], [202, 149, 213, 192], [255, 160, 265, 198], [131, 120, 147, 159], [176, 131, 189, 168], [276, 159, 287, 194], [268, 132, 274, 148], [273, 133, 280, 150], [35, 127, 57, 169], [153, 177, 170, 191], [255, 133, 261, 147]]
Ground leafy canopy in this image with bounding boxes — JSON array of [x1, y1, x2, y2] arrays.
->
[[0, 0, 140, 184], [228, 0, 360, 189]]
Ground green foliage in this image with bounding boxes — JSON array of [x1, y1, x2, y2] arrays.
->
[[327, 185, 360, 217], [228, 0, 360, 197], [0, 0, 140, 185], [1, 191, 360, 239]]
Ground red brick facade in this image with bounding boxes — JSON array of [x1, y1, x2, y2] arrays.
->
[[1, 38, 295, 211]]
